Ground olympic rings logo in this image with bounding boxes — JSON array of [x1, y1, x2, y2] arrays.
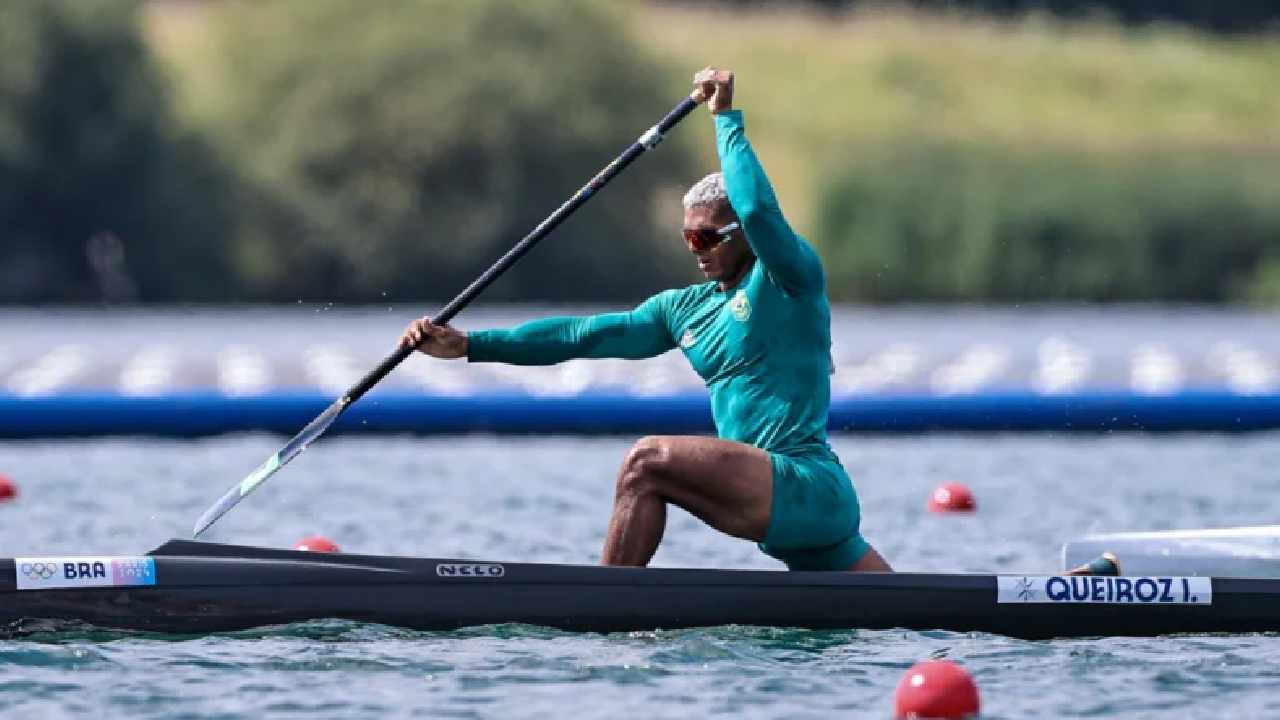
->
[[19, 562, 57, 580]]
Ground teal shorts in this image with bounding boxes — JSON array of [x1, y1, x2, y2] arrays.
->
[[758, 452, 869, 571]]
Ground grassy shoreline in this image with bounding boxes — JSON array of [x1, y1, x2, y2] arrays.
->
[[139, 2, 1280, 304], [628, 4, 1279, 230], [146, 3, 1278, 232]]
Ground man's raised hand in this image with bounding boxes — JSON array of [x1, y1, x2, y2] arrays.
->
[[693, 67, 734, 115]]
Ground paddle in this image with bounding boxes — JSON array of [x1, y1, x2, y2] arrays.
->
[[192, 94, 702, 537]]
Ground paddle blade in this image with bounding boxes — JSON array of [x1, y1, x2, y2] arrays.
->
[[192, 398, 348, 537]]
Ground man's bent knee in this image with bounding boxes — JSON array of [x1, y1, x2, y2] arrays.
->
[[617, 436, 673, 496]]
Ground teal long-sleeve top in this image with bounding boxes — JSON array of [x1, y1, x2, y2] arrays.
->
[[468, 110, 835, 459]]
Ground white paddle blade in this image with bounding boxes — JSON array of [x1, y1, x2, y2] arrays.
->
[[191, 453, 282, 537], [192, 398, 346, 537]]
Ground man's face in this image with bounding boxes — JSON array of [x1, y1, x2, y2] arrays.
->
[[683, 203, 748, 282]]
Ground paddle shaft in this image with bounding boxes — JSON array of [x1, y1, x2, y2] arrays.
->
[[192, 95, 700, 537], [343, 95, 700, 406]]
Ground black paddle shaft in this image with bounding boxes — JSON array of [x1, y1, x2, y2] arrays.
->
[[342, 96, 700, 406], [190, 95, 702, 538]]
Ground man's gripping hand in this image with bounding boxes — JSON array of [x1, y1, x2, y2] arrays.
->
[[692, 67, 734, 115], [399, 317, 468, 359]]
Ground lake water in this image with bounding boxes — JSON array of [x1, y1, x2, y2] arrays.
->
[[2, 432, 1279, 718], [1, 305, 1278, 395]]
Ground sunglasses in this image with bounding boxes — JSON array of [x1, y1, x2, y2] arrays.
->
[[683, 221, 740, 252]]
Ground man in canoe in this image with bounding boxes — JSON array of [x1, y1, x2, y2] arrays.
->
[[400, 68, 892, 573]]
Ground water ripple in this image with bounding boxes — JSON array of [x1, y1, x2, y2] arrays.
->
[[2, 434, 1280, 718]]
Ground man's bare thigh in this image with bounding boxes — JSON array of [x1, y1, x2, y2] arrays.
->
[[632, 435, 773, 541]]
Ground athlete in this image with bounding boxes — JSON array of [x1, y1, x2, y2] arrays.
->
[[400, 68, 892, 572]]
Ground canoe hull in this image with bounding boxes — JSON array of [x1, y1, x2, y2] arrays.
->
[[3, 540, 1278, 639]]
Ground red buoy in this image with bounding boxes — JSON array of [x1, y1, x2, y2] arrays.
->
[[0, 474, 16, 503], [894, 660, 980, 719], [294, 536, 340, 553], [927, 482, 976, 513]]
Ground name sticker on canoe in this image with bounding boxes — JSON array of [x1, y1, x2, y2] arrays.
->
[[997, 575, 1211, 605], [435, 563, 504, 578], [14, 557, 156, 591]]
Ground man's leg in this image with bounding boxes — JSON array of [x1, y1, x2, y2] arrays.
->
[[601, 435, 773, 566]]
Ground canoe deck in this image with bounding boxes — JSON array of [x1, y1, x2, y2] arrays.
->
[[2, 540, 1279, 639]]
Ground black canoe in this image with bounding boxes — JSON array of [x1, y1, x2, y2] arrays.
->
[[2, 539, 1278, 639]]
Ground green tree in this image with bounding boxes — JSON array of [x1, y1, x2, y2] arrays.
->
[[205, 0, 699, 303], [0, 0, 232, 303], [671, 0, 1280, 34], [815, 142, 1280, 303]]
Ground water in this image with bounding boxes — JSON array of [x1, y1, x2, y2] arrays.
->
[[1, 305, 1278, 394], [2, 433, 1280, 718]]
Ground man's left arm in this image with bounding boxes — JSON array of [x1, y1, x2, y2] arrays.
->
[[467, 293, 676, 366]]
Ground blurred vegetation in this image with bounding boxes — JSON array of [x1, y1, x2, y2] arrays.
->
[[638, 5, 1280, 303], [637, 6, 1280, 228], [0, 0, 232, 303], [816, 144, 1280, 302], [170, 0, 699, 303], [678, 0, 1280, 34], [2, 1, 1276, 304]]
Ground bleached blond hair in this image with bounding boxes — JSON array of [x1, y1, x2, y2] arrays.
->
[[682, 172, 729, 211]]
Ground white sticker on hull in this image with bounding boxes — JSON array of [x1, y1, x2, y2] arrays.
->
[[997, 575, 1211, 605], [14, 557, 156, 590]]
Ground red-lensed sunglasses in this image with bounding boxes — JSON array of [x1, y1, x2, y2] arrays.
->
[[682, 221, 740, 252]]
